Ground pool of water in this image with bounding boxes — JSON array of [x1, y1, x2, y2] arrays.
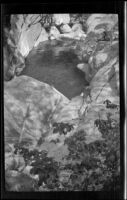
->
[[20, 39, 88, 99]]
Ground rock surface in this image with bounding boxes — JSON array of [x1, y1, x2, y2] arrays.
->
[[49, 26, 60, 40], [86, 14, 118, 34], [72, 23, 83, 32], [60, 24, 72, 33], [34, 27, 49, 47], [90, 57, 119, 104], [53, 14, 70, 25], [4, 76, 69, 148], [19, 23, 42, 57]]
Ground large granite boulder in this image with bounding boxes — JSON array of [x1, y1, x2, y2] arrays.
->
[[10, 15, 43, 57], [18, 23, 42, 57], [49, 26, 60, 40], [4, 15, 47, 81], [4, 76, 69, 148]]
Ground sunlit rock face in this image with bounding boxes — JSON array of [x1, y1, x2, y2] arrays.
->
[[34, 27, 49, 47], [4, 76, 69, 148], [10, 15, 42, 57], [90, 57, 119, 104], [18, 23, 42, 57], [49, 26, 60, 40], [60, 24, 72, 33], [3, 15, 42, 81]]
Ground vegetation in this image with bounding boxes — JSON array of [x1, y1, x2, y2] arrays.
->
[[5, 112, 120, 192]]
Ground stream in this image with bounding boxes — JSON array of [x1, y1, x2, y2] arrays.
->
[[20, 39, 88, 99]]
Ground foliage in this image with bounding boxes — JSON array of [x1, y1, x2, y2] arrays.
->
[[9, 114, 120, 192], [52, 122, 74, 135], [62, 118, 120, 191]]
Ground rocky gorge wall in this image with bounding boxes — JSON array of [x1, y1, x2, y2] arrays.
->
[[4, 14, 118, 84], [4, 14, 87, 80]]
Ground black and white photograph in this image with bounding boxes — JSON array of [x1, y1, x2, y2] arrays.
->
[[1, 2, 126, 199]]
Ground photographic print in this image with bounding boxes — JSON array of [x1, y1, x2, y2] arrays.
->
[[1, 3, 124, 198]]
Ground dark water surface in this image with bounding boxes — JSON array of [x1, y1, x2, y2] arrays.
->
[[20, 39, 88, 99]]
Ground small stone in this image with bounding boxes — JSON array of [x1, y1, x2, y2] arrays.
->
[[60, 24, 72, 33], [72, 23, 83, 32]]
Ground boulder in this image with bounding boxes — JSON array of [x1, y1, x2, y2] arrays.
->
[[4, 76, 69, 148], [90, 57, 119, 104], [10, 15, 24, 45], [86, 14, 106, 33], [11, 14, 41, 32], [92, 52, 108, 69], [96, 52, 108, 65], [4, 15, 43, 78], [10, 15, 42, 55], [88, 41, 119, 71], [60, 24, 72, 33], [54, 98, 81, 123], [18, 23, 42, 57], [34, 27, 49, 47], [86, 14, 118, 34], [72, 23, 83, 32], [49, 26, 60, 40], [24, 14, 41, 26], [53, 14, 70, 25], [73, 30, 86, 40]]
